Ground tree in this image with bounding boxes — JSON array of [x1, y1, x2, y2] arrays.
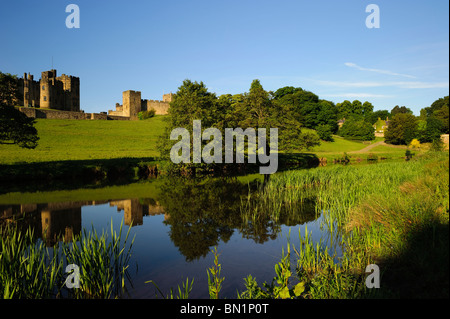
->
[[420, 96, 449, 134], [336, 100, 353, 120], [418, 116, 443, 143], [384, 113, 418, 145], [367, 109, 391, 124], [391, 105, 413, 116], [0, 71, 22, 106], [316, 124, 334, 142], [316, 100, 339, 133], [337, 116, 375, 141], [0, 71, 39, 149]]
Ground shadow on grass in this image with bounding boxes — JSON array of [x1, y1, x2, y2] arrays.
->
[[379, 220, 449, 299], [0, 153, 321, 194], [0, 157, 159, 194]]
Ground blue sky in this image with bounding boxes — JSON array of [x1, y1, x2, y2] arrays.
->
[[0, 0, 448, 115]]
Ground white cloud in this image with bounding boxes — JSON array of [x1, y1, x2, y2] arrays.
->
[[315, 80, 449, 89], [321, 93, 394, 99], [344, 62, 417, 79]]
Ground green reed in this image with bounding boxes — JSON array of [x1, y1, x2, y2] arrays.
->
[[1, 220, 134, 299], [239, 152, 449, 298]]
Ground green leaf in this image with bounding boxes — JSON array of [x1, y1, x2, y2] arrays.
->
[[293, 282, 305, 297], [279, 286, 291, 299]]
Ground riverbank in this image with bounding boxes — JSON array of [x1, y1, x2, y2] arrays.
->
[[236, 151, 449, 299], [0, 117, 417, 185]]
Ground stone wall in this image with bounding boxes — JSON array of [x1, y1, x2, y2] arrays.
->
[[17, 107, 124, 121], [141, 99, 170, 115], [109, 90, 171, 118]]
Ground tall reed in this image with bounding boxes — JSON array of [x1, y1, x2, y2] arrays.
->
[[1, 219, 134, 299]]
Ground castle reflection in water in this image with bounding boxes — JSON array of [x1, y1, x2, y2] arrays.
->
[[0, 199, 166, 246]]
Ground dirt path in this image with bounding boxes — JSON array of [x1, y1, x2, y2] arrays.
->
[[349, 141, 407, 154]]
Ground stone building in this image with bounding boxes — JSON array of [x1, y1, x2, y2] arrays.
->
[[109, 90, 172, 120], [17, 69, 80, 111]]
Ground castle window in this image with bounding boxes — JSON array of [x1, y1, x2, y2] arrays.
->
[[42, 85, 45, 90], [43, 96, 47, 101]]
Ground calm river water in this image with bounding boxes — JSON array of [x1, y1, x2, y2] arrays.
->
[[0, 175, 334, 298]]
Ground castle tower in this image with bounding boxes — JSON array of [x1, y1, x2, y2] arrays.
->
[[40, 69, 57, 109], [57, 74, 80, 111], [123, 90, 142, 120], [23, 73, 40, 108], [163, 93, 174, 103]]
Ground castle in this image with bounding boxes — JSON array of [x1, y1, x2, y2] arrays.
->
[[108, 90, 172, 120], [14, 69, 171, 120], [18, 69, 80, 111]]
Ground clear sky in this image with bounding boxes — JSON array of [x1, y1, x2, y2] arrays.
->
[[0, 0, 448, 115]]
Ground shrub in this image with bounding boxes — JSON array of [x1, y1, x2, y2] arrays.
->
[[338, 117, 375, 141], [138, 109, 156, 120], [409, 139, 421, 149], [316, 124, 334, 142]]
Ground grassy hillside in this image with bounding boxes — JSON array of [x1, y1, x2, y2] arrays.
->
[[0, 117, 415, 166], [0, 116, 168, 164]]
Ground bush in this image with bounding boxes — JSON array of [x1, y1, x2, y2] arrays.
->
[[138, 109, 156, 120], [385, 113, 418, 145], [430, 138, 444, 152], [409, 139, 421, 149], [316, 124, 334, 142], [338, 117, 375, 141]]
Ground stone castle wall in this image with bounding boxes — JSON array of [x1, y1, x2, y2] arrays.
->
[[109, 91, 172, 119], [18, 107, 128, 121], [18, 69, 80, 112]]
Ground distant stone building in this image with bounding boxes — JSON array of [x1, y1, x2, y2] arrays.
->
[[109, 90, 173, 120], [373, 117, 390, 137], [441, 134, 449, 149], [17, 69, 80, 111]]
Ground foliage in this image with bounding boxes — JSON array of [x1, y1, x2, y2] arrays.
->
[[0, 71, 21, 106], [206, 247, 225, 299], [146, 277, 195, 299], [409, 138, 421, 149], [430, 138, 445, 152], [0, 72, 39, 149], [385, 113, 418, 145], [391, 105, 413, 116], [0, 220, 135, 299], [262, 245, 305, 299], [298, 130, 321, 150], [336, 100, 374, 121], [61, 220, 135, 299], [418, 116, 443, 143], [0, 102, 39, 149], [273, 87, 338, 131], [338, 116, 375, 141], [316, 124, 334, 142], [138, 109, 156, 120], [0, 225, 62, 298], [158, 79, 324, 170]]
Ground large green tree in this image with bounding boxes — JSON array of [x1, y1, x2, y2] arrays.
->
[[420, 96, 449, 134], [391, 105, 413, 116], [385, 113, 418, 145], [337, 115, 375, 141], [0, 71, 39, 149], [336, 99, 374, 121]]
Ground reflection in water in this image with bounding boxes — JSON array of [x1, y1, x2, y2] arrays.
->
[[0, 176, 319, 261]]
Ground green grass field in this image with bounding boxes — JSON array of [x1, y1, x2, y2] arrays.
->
[[0, 117, 414, 166], [0, 116, 168, 164]]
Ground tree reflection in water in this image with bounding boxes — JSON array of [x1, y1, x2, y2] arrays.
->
[[158, 176, 319, 261]]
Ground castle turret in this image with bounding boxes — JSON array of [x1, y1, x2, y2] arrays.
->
[[122, 90, 142, 120], [40, 70, 57, 109]]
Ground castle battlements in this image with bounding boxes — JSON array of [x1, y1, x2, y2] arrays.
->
[[109, 90, 172, 119], [18, 69, 80, 112]]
